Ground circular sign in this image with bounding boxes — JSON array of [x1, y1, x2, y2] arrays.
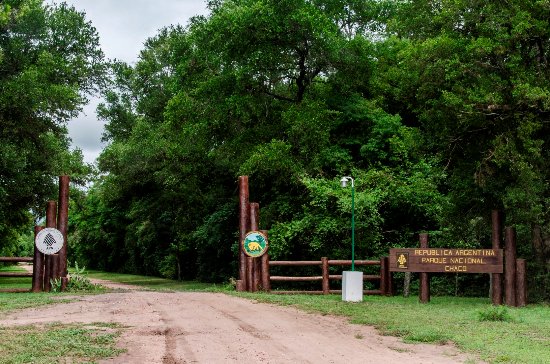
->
[[242, 231, 268, 258], [35, 228, 64, 255]]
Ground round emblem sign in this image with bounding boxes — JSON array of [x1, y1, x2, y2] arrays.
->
[[242, 231, 268, 258], [35, 228, 64, 255]]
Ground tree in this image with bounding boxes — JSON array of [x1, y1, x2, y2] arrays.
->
[[374, 0, 550, 298], [74, 0, 443, 282], [0, 0, 105, 250]]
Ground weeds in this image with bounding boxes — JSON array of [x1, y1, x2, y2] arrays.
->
[[477, 306, 513, 322]]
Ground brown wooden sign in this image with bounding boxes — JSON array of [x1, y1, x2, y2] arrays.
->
[[389, 248, 503, 273]]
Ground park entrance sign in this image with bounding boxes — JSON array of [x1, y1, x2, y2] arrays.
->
[[35, 228, 64, 255], [242, 231, 268, 258], [389, 248, 503, 273]]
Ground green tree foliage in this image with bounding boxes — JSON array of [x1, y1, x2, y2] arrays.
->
[[0, 0, 104, 252], [374, 0, 550, 298], [72, 0, 442, 281], [72, 0, 549, 299]]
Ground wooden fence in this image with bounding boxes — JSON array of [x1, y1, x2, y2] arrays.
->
[[0, 257, 33, 293], [265, 257, 392, 295]]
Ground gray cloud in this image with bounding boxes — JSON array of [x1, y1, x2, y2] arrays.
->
[[50, 0, 209, 163]]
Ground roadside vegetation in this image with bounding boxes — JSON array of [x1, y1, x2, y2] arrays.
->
[[0, 322, 124, 364], [85, 270, 216, 291], [0, 266, 122, 364], [244, 293, 550, 364]]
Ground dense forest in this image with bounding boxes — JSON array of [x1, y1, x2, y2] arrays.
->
[[1, 0, 549, 300]]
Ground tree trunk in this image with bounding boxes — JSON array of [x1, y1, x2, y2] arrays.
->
[[403, 272, 411, 297], [177, 257, 181, 281], [532, 226, 545, 266]]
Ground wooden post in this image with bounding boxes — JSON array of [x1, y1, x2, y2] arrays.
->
[[57, 175, 69, 288], [44, 257, 51, 292], [238, 176, 249, 291], [246, 257, 255, 292], [419, 233, 430, 303], [384, 256, 393, 296], [504, 227, 517, 307], [44, 200, 57, 292], [51, 254, 59, 287], [403, 272, 411, 297], [32, 226, 45, 292], [491, 210, 503, 305], [321, 257, 329, 294], [261, 230, 270, 292], [516, 258, 527, 307], [380, 257, 387, 295], [250, 203, 261, 292], [261, 253, 271, 292]]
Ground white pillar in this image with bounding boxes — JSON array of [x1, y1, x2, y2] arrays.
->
[[342, 271, 363, 302]]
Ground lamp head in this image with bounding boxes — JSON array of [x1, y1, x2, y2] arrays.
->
[[340, 176, 349, 188]]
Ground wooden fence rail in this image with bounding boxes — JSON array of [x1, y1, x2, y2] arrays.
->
[[266, 257, 392, 295], [0, 257, 33, 263], [0, 257, 33, 292]]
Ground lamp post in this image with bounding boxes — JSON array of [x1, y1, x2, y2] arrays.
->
[[340, 176, 362, 302], [340, 176, 355, 271]]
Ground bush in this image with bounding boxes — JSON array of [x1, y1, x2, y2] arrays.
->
[[51, 262, 104, 293], [477, 306, 513, 322]]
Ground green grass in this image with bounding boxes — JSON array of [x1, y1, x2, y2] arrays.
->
[[0, 322, 124, 364], [0, 265, 32, 291], [85, 270, 218, 291], [0, 292, 70, 314], [0, 266, 124, 363], [233, 293, 549, 364]]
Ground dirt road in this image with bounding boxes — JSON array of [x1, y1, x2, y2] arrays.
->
[[1, 280, 480, 363]]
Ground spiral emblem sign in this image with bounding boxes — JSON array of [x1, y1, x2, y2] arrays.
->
[[242, 231, 268, 258], [35, 228, 64, 255]]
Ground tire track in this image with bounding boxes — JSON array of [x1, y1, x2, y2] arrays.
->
[[154, 301, 198, 364]]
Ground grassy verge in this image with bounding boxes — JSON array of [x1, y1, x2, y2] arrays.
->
[[1, 266, 123, 363], [232, 293, 549, 364], [85, 270, 217, 291], [0, 265, 32, 291], [0, 322, 124, 364]]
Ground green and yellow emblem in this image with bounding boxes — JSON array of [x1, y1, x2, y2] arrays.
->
[[242, 231, 268, 257], [397, 252, 408, 269]]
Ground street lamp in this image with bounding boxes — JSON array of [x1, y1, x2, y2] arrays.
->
[[340, 175, 362, 302], [340, 176, 355, 271]]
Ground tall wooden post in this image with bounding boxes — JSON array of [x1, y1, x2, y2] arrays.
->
[[32, 226, 45, 292], [250, 203, 261, 292], [419, 233, 430, 303], [516, 259, 527, 307], [387, 257, 394, 296], [382, 256, 392, 296], [246, 257, 255, 292], [238, 176, 249, 291], [380, 257, 387, 295], [322, 257, 329, 294], [57, 175, 69, 289], [491, 210, 503, 305], [44, 201, 57, 292], [504, 227, 517, 307], [261, 230, 271, 292]]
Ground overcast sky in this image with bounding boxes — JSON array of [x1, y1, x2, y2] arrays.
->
[[52, 0, 209, 164]]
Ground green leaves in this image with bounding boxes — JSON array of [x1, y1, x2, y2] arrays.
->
[[0, 0, 105, 248], [65, 0, 550, 299]]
